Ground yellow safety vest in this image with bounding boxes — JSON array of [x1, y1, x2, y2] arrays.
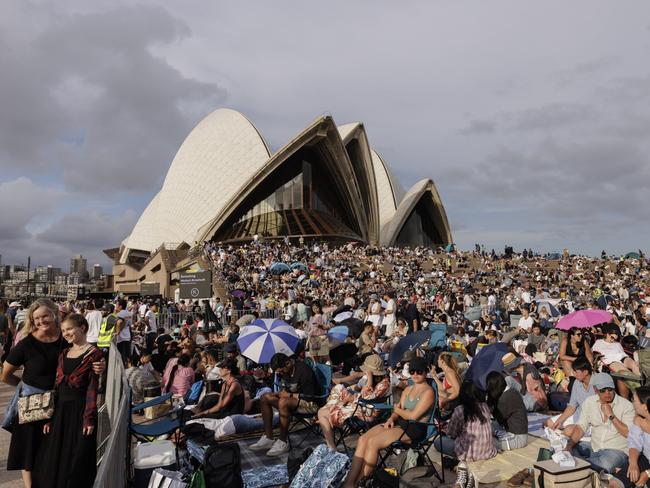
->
[[97, 313, 118, 348]]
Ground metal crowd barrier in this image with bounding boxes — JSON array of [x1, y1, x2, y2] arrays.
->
[[157, 308, 281, 331], [94, 342, 130, 488]]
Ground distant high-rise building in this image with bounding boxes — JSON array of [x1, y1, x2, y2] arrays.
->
[[92, 264, 103, 280], [70, 254, 87, 275]]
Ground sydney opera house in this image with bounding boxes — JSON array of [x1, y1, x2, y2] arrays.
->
[[105, 108, 452, 296]]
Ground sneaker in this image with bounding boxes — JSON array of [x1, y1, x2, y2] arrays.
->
[[466, 472, 476, 488], [266, 439, 289, 456], [455, 461, 468, 488], [249, 434, 275, 451]]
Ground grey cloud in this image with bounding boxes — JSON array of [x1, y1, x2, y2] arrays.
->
[[505, 103, 597, 132], [36, 209, 137, 249], [552, 56, 619, 86], [0, 3, 224, 193], [0, 178, 61, 240], [459, 119, 496, 135]]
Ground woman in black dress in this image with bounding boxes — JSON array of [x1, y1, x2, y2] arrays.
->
[[33, 313, 104, 488], [2, 300, 105, 488], [2, 298, 63, 488]]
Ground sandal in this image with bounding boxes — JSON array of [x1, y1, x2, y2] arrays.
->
[[507, 468, 531, 486]]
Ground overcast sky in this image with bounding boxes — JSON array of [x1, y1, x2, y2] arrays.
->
[[2, 1, 650, 270]]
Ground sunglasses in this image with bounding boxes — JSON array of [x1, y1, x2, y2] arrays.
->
[[410, 369, 425, 375], [598, 387, 615, 393]]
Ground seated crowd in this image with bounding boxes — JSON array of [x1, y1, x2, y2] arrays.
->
[[3, 242, 650, 488]]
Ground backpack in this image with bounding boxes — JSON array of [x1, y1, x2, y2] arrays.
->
[[202, 443, 243, 488]]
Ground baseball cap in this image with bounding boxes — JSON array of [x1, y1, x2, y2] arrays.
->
[[592, 373, 615, 390]]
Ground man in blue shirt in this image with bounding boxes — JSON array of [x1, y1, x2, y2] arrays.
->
[[544, 357, 594, 437]]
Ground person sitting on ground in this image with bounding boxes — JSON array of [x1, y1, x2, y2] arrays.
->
[[436, 381, 497, 488], [485, 371, 529, 451], [565, 372, 635, 474], [224, 342, 247, 372], [545, 357, 595, 436], [527, 322, 547, 352], [559, 327, 594, 378], [342, 357, 435, 488], [161, 353, 194, 397], [318, 354, 391, 449], [381, 317, 408, 353], [502, 352, 548, 412], [610, 386, 650, 488], [250, 353, 319, 456], [193, 359, 245, 418], [593, 324, 640, 376], [357, 321, 377, 356], [125, 353, 145, 404], [431, 352, 461, 414]]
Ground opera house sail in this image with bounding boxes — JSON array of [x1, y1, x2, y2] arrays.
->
[[105, 108, 452, 294]]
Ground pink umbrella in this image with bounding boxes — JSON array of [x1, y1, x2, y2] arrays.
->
[[556, 309, 613, 330]]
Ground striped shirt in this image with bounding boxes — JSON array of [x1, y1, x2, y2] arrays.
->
[[446, 403, 497, 462]]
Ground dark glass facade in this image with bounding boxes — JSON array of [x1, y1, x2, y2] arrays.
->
[[395, 195, 444, 247], [213, 152, 362, 243]]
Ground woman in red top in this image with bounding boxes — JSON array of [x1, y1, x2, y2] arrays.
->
[[33, 313, 104, 488]]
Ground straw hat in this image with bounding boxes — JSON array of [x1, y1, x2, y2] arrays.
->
[[360, 354, 387, 375], [502, 352, 522, 371]]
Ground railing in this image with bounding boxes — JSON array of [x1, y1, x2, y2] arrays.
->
[[94, 342, 130, 488], [157, 308, 281, 331]]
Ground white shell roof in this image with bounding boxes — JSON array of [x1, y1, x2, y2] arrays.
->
[[337, 123, 405, 229], [122, 108, 270, 255], [370, 149, 406, 228]]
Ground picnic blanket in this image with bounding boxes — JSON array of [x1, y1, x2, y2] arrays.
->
[[467, 435, 549, 485], [242, 464, 289, 488]]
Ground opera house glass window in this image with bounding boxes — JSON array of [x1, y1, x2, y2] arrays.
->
[[215, 160, 361, 242], [395, 197, 444, 247]]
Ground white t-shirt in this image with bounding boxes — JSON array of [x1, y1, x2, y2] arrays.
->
[[518, 315, 534, 332], [117, 310, 132, 342], [521, 291, 532, 304], [85, 310, 103, 343], [145, 310, 157, 334], [592, 339, 628, 365]]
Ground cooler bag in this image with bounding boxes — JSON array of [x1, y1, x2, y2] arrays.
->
[[533, 458, 592, 488]]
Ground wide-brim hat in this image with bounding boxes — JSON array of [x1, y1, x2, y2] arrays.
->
[[502, 352, 522, 371], [9, 301, 20, 307], [360, 354, 387, 375]]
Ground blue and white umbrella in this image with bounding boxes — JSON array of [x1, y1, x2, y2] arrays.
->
[[327, 326, 349, 347], [237, 318, 300, 364]]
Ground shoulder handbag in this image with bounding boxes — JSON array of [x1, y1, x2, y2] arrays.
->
[[17, 390, 55, 424]]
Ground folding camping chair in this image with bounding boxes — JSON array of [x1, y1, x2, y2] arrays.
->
[[373, 382, 444, 483], [288, 362, 332, 448], [334, 392, 393, 455]]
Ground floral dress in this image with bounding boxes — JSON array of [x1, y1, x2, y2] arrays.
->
[[327, 377, 390, 427]]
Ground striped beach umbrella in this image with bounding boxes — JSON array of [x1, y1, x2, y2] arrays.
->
[[237, 318, 300, 364]]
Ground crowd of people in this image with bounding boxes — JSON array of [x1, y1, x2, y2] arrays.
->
[[2, 240, 650, 487]]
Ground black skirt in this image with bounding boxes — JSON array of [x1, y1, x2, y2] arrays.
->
[[6, 417, 47, 471], [32, 385, 97, 488]]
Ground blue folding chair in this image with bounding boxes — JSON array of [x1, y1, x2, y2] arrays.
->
[[288, 362, 332, 447], [374, 381, 444, 483]]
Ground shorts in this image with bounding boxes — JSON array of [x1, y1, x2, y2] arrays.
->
[[296, 399, 319, 414], [396, 417, 428, 444]]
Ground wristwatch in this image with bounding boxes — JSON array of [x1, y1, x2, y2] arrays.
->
[[608, 414, 615, 421]]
